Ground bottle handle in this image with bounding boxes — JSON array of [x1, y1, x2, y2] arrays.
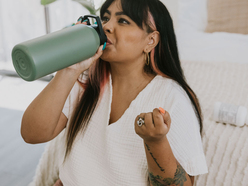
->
[[77, 15, 107, 45]]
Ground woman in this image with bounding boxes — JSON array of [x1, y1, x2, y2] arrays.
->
[[22, 0, 208, 185]]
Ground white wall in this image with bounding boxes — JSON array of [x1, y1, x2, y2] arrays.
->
[[161, 0, 178, 27], [0, 0, 88, 65]]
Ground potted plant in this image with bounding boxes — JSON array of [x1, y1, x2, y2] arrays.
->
[[40, 0, 102, 15], [41, 0, 103, 33]]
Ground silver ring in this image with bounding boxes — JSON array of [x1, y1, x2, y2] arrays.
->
[[137, 117, 145, 127]]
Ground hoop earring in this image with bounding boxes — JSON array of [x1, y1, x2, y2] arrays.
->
[[145, 52, 150, 66]]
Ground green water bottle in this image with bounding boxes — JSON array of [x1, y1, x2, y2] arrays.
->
[[12, 15, 107, 81]]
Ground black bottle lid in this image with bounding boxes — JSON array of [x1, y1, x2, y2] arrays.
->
[[78, 15, 107, 45]]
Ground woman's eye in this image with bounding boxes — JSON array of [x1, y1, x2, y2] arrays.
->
[[101, 16, 109, 23], [118, 18, 130, 24]]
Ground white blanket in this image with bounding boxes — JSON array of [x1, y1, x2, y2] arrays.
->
[[183, 61, 248, 186], [177, 31, 248, 64], [29, 61, 248, 186]]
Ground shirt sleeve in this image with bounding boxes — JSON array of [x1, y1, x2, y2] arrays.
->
[[62, 81, 84, 119], [166, 88, 208, 176]]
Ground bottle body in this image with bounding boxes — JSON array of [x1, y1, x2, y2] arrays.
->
[[12, 24, 100, 81], [213, 102, 248, 126]]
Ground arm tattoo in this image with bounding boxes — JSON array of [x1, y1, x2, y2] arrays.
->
[[145, 143, 165, 172], [148, 163, 187, 186]]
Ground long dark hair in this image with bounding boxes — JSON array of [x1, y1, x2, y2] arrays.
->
[[65, 0, 203, 158]]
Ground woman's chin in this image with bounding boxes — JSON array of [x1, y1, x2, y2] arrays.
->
[[100, 51, 113, 62]]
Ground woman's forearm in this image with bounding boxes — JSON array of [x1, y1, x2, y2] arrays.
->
[[144, 137, 192, 186], [21, 44, 103, 144], [21, 69, 80, 143]]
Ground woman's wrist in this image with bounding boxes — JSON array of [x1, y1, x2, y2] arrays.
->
[[56, 68, 82, 82], [143, 136, 169, 147]]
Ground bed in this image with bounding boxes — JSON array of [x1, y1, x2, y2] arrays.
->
[[177, 0, 248, 185], [29, 0, 248, 185]]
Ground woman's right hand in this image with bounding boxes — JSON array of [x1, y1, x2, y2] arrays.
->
[[65, 44, 104, 77], [21, 19, 104, 144], [63, 20, 104, 77]]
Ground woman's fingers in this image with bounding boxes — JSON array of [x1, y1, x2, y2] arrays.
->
[[159, 108, 171, 129], [152, 108, 164, 127], [80, 45, 103, 68], [76, 19, 87, 25], [135, 108, 171, 143], [144, 112, 155, 129], [94, 45, 104, 60]]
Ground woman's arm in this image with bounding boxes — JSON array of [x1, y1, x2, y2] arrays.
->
[[144, 138, 193, 186], [135, 108, 194, 186], [21, 42, 104, 144], [21, 69, 78, 144]]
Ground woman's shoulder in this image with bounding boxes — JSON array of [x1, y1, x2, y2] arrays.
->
[[154, 75, 188, 99]]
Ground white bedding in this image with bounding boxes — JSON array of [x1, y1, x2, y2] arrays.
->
[[176, 30, 248, 64], [173, 0, 248, 64], [173, 1, 248, 185]]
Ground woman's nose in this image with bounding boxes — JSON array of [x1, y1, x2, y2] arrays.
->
[[103, 20, 114, 34]]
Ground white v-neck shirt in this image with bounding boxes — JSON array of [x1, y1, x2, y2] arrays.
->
[[60, 75, 208, 185]]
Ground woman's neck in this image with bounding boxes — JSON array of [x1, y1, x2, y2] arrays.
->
[[108, 61, 156, 124], [109, 61, 155, 93]]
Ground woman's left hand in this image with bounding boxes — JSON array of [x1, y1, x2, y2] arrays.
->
[[135, 108, 171, 144]]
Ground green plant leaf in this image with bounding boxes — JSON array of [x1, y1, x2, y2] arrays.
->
[[72, 0, 96, 14], [41, 0, 57, 5]]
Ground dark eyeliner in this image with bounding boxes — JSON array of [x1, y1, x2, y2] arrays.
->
[[101, 16, 109, 22], [119, 18, 130, 24]]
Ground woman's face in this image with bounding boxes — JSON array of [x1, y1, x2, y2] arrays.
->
[[100, 0, 149, 64]]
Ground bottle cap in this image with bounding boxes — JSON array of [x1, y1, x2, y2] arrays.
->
[[236, 106, 247, 126], [213, 102, 221, 122], [81, 15, 107, 45]]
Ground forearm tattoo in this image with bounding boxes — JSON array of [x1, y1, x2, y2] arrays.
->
[[145, 143, 187, 186], [145, 143, 165, 172], [148, 163, 187, 186]]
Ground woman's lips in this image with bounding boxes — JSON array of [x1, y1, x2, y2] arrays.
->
[[106, 38, 112, 46]]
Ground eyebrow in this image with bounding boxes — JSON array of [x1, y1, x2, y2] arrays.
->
[[105, 9, 126, 16]]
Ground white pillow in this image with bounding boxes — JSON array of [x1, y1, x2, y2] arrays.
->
[[176, 31, 248, 64], [175, 0, 248, 64], [205, 0, 248, 35]]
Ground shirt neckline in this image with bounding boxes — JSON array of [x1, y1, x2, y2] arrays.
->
[[107, 74, 160, 126]]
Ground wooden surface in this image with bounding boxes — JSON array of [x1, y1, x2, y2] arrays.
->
[[0, 107, 46, 186]]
